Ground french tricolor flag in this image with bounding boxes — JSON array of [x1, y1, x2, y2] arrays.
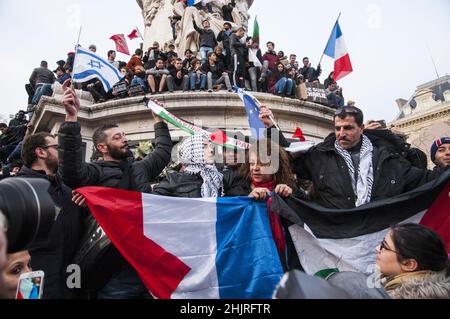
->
[[76, 187, 284, 299], [324, 19, 353, 81]]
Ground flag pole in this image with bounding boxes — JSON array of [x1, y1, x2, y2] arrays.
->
[[76, 25, 82, 49], [318, 12, 341, 65], [72, 25, 82, 90], [252, 95, 281, 131], [425, 42, 440, 80]]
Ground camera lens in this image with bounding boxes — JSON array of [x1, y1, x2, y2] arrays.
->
[[0, 178, 57, 253]]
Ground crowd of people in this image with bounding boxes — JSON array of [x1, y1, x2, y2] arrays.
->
[[0, 79, 449, 299], [1, 2, 448, 300], [24, 25, 347, 111]]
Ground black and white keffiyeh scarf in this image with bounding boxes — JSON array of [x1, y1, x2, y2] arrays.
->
[[335, 135, 374, 207], [179, 133, 224, 198]]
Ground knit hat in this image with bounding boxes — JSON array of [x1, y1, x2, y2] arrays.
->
[[430, 137, 450, 163]]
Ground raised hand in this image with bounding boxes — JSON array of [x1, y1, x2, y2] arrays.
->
[[149, 99, 164, 123], [62, 79, 80, 122], [259, 104, 275, 128]]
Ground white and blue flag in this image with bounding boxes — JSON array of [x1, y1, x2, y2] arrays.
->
[[73, 47, 122, 92]]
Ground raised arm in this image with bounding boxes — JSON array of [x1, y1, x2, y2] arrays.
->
[[58, 79, 100, 188], [133, 101, 173, 192]]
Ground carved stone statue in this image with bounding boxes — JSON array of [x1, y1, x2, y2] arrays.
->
[[137, 0, 254, 55]]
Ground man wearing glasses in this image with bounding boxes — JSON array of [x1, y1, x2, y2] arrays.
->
[[293, 105, 444, 209], [16, 132, 82, 299]]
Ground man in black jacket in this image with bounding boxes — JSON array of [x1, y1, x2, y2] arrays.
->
[[293, 106, 445, 209], [217, 22, 233, 69], [167, 58, 189, 92], [16, 132, 82, 299], [58, 80, 173, 298], [193, 19, 218, 64], [202, 52, 232, 91], [299, 57, 322, 83], [230, 27, 248, 88]]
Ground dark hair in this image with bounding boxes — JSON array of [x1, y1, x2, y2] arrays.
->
[[40, 61, 48, 68], [155, 58, 164, 64], [202, 19, 209, 25], [391, 223, 448, 274], [118, 61, 127, 69], [290, 54, 297, 58], [135, 48, 143, 56], [92, 124, 119, 152], [21, 132, 54, 167], [175, 58, 183, 63], [224, 22, 232, 28], [107, 50, 116, 58], [267, 41, 275, 47], [168, 44, 175, 49], [334, 106, 364, 127], [238, 138, 296, 190], [185, 49, 193, 55], [303, 57, 309, 61], [207, 52, 216, 59], [0, 123, 7, 129]]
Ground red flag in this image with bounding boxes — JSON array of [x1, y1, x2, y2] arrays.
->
[[210, 130, 228, 145], [128, 29, 139, 40], [110, 34, 130, 55], [293, 128, 306, 142]]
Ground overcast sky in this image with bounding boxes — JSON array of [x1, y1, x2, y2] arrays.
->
[[0, 0, 449, 123]]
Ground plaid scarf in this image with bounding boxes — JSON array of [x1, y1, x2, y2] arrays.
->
[[335, 135, 374, 207], [179, 133, 224, 198]]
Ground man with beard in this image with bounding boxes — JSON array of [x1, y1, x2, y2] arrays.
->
[[292, 106, 445, 209], [58, 79, 172, 299], [16, 132, 82, 299]]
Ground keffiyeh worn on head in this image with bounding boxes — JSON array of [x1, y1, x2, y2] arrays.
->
[[179, 133, 224, 198]]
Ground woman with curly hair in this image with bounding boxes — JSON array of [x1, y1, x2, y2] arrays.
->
[[226, 138, 302, 270]]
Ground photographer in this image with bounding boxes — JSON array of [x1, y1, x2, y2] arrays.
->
[[16, 132, 83, 299], [326, 80, 344, 109], [0, 249, 32, 299], [58, 79, 172, 299]]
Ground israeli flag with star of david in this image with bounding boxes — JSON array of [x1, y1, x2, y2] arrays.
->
[[73, 47, 123, 92]]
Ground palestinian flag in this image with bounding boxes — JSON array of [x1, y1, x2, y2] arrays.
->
[[272, 170, 450, 274], [146, 100, 250, 150], [253, 16, 260, 46]]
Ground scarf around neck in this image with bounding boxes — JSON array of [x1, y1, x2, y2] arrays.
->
[[179, 134, 223, 198], [335, 135, 374, 207], [252, 179, 286, 256]]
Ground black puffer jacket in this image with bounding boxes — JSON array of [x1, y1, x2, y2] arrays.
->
[[16, 167, 82, 299], [57, 121, 172, 192], [153, 171, 205, 198], [294, 131, 443, 209]]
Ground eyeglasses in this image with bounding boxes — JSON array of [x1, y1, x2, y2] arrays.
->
[[379, 240, 401, 255], [42, 144, 58, 150]]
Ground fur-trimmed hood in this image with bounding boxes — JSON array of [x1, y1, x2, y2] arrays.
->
[[384, 271, 450, 299]]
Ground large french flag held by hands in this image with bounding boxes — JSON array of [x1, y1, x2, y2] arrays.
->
[[323, 18, 353, 81], [76, 187, 284, 299]]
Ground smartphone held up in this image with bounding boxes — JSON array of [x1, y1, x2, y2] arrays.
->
[[15, 271, 44, 299]]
